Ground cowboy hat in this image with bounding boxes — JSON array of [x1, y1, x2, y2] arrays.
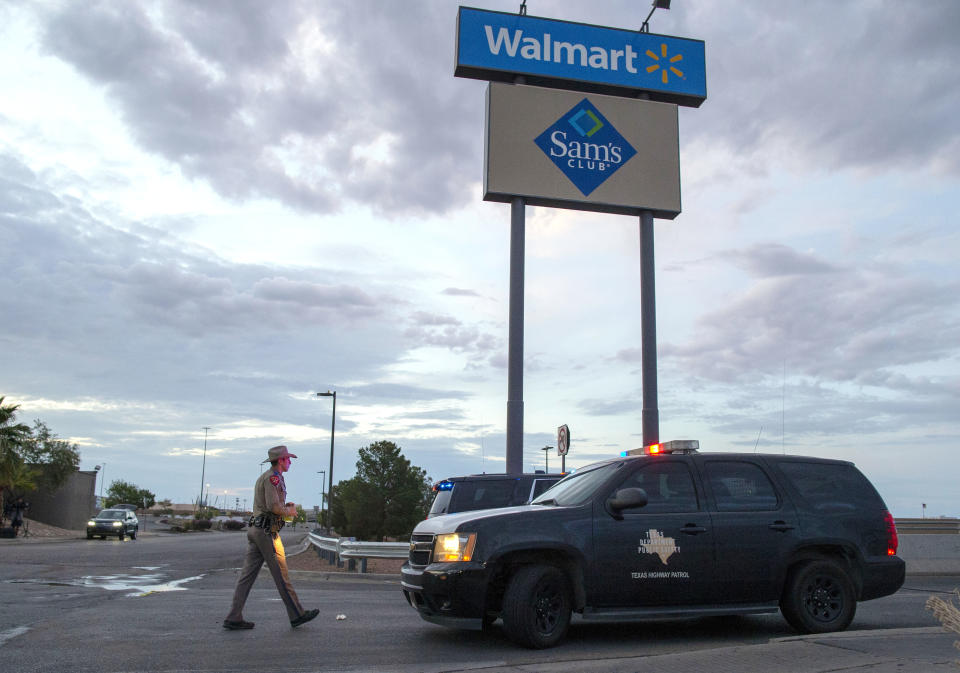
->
[[263, 445, 298, 463]]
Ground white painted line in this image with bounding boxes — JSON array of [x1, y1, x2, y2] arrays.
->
[[0, 626, 30, 647]]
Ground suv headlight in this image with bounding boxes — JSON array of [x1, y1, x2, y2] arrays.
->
[[434, 533, 477, 562], [112, 521, 122, 527], [87, 520, 95, 527]]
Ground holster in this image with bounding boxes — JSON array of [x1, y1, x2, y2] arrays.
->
[[248, 513, 285, 533]]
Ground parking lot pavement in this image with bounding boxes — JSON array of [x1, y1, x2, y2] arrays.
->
[[462, 628, 957, 673]]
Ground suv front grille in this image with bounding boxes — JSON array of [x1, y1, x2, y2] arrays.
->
[[409, 533, 435, 566]]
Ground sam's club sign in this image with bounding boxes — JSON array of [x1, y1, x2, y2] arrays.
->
[[456, 6, 706, 107], [534, 99, 636, 197]]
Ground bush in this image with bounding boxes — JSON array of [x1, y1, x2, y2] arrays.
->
[[192, 518, 212, 530], [222, 520, 245, 531]]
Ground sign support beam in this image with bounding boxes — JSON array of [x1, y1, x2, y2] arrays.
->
[[639, 209, 659, 447], [506, 195, 525, 474]]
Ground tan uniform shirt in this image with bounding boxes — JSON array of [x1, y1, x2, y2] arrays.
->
[[253, 468, 285, 516]]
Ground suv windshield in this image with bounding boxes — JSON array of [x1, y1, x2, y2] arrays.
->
[[98, 510, 125, 519], [532, 462, 623, 506]]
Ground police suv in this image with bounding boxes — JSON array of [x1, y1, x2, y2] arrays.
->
[[401, 441, 905, 648]]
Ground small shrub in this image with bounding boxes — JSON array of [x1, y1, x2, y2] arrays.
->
[[222, 520, 245, 531], [192, 518, 212, 531]]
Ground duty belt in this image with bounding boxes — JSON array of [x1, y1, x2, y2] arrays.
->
[[249, 514, 284, 531]]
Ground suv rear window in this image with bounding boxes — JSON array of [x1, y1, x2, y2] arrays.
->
[[777, 461, 885, 511], [450, 479, 516, 512]]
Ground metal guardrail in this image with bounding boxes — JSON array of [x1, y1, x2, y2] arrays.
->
[[307, 531, 408, 573], [896, 518, 960, 535]]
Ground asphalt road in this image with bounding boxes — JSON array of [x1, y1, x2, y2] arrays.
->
[[0, 530, 953, 673]]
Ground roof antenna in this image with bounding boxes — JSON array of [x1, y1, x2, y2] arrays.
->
[[640, 0, 671, 33], [519, 1, 527, 16], [754, 425, 763, 453]]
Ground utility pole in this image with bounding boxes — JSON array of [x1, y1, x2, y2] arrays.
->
[[199, 427, 210, 512]]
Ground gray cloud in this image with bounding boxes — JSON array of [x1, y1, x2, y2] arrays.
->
[[0, 151, 409, 409], [660, 244, 960, 383], [718, 243, 843, 278], [442, 288, 483, 298], [677, 0, 960, 175], [36, 0, 479, 217]]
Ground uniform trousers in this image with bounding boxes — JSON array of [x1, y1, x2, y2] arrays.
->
[[226, 525, 305, 622]]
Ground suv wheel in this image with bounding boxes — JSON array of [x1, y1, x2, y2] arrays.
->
[[781, 560, 856, 633], [501, 565, 571, 649], [130, 527, 137, 540], [118, 530, 125, 541]]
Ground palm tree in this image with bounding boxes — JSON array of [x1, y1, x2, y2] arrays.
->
[[0, 397, 34, 522]]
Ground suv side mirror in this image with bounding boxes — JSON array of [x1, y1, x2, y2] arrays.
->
[[607, 487, 648, 519]]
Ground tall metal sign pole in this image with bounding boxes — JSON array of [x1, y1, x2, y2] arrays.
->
[[456, 5, 705, 469], [506, 196, 525, 474], [639, 209, 659, 447]]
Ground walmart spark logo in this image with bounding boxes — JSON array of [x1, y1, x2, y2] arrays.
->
[[646, 43, 683, 84]]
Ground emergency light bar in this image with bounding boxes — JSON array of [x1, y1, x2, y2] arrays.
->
[[621, 440, 699, 457]]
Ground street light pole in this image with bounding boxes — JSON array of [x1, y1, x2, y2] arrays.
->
[[199, 426, 210, 512], [540, 446, 552, 474], [316, 391, 336, 535]]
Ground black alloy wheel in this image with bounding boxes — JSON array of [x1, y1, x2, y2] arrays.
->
[[781, 560, 856, 633], [501, 565, 572, 648]]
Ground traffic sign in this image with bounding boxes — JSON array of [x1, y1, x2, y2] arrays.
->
[[557, 424, 570, 456]]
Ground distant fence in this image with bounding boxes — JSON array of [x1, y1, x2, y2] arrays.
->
[[307, 531, 407, 573], [896, 518, 960, 535]]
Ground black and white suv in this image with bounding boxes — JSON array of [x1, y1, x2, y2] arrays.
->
[[402, 441, 904, 648]]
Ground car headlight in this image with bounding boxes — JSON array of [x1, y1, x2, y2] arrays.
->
[[87, 521, 95, 527], [434, 533, 477, 563], [112, 521, 122, 527]]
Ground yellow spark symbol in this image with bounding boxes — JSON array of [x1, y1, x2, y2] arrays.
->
[[646, 43, 684, 84]]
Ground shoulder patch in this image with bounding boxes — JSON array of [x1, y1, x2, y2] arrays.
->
[[269, 475, 280, 486]]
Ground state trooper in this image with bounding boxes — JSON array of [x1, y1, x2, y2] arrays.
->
[[223, 445, 319, 630]]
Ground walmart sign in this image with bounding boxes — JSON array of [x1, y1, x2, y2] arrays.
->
[[456, 7, 706, 107]]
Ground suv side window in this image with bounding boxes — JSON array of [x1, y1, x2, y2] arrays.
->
[[616, 461, 698, 513], [777, 461, 884, 511], [705, 461, 779, 511]]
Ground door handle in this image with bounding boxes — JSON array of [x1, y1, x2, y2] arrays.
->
[[769, 521, 795, 532], [681, 524, 707, 535]]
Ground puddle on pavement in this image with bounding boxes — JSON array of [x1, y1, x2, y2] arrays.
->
[[5, 571, 204, 597]]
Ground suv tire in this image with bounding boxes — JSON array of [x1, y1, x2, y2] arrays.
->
[[501, 565, 571, 649], [130, 527, 137, 540], [781, 560, 856, 633]]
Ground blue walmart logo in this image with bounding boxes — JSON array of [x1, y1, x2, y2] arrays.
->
[[534, 99, 636, 197]]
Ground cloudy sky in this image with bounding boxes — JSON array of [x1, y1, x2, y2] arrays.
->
[[2, 0, 958, 518]]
